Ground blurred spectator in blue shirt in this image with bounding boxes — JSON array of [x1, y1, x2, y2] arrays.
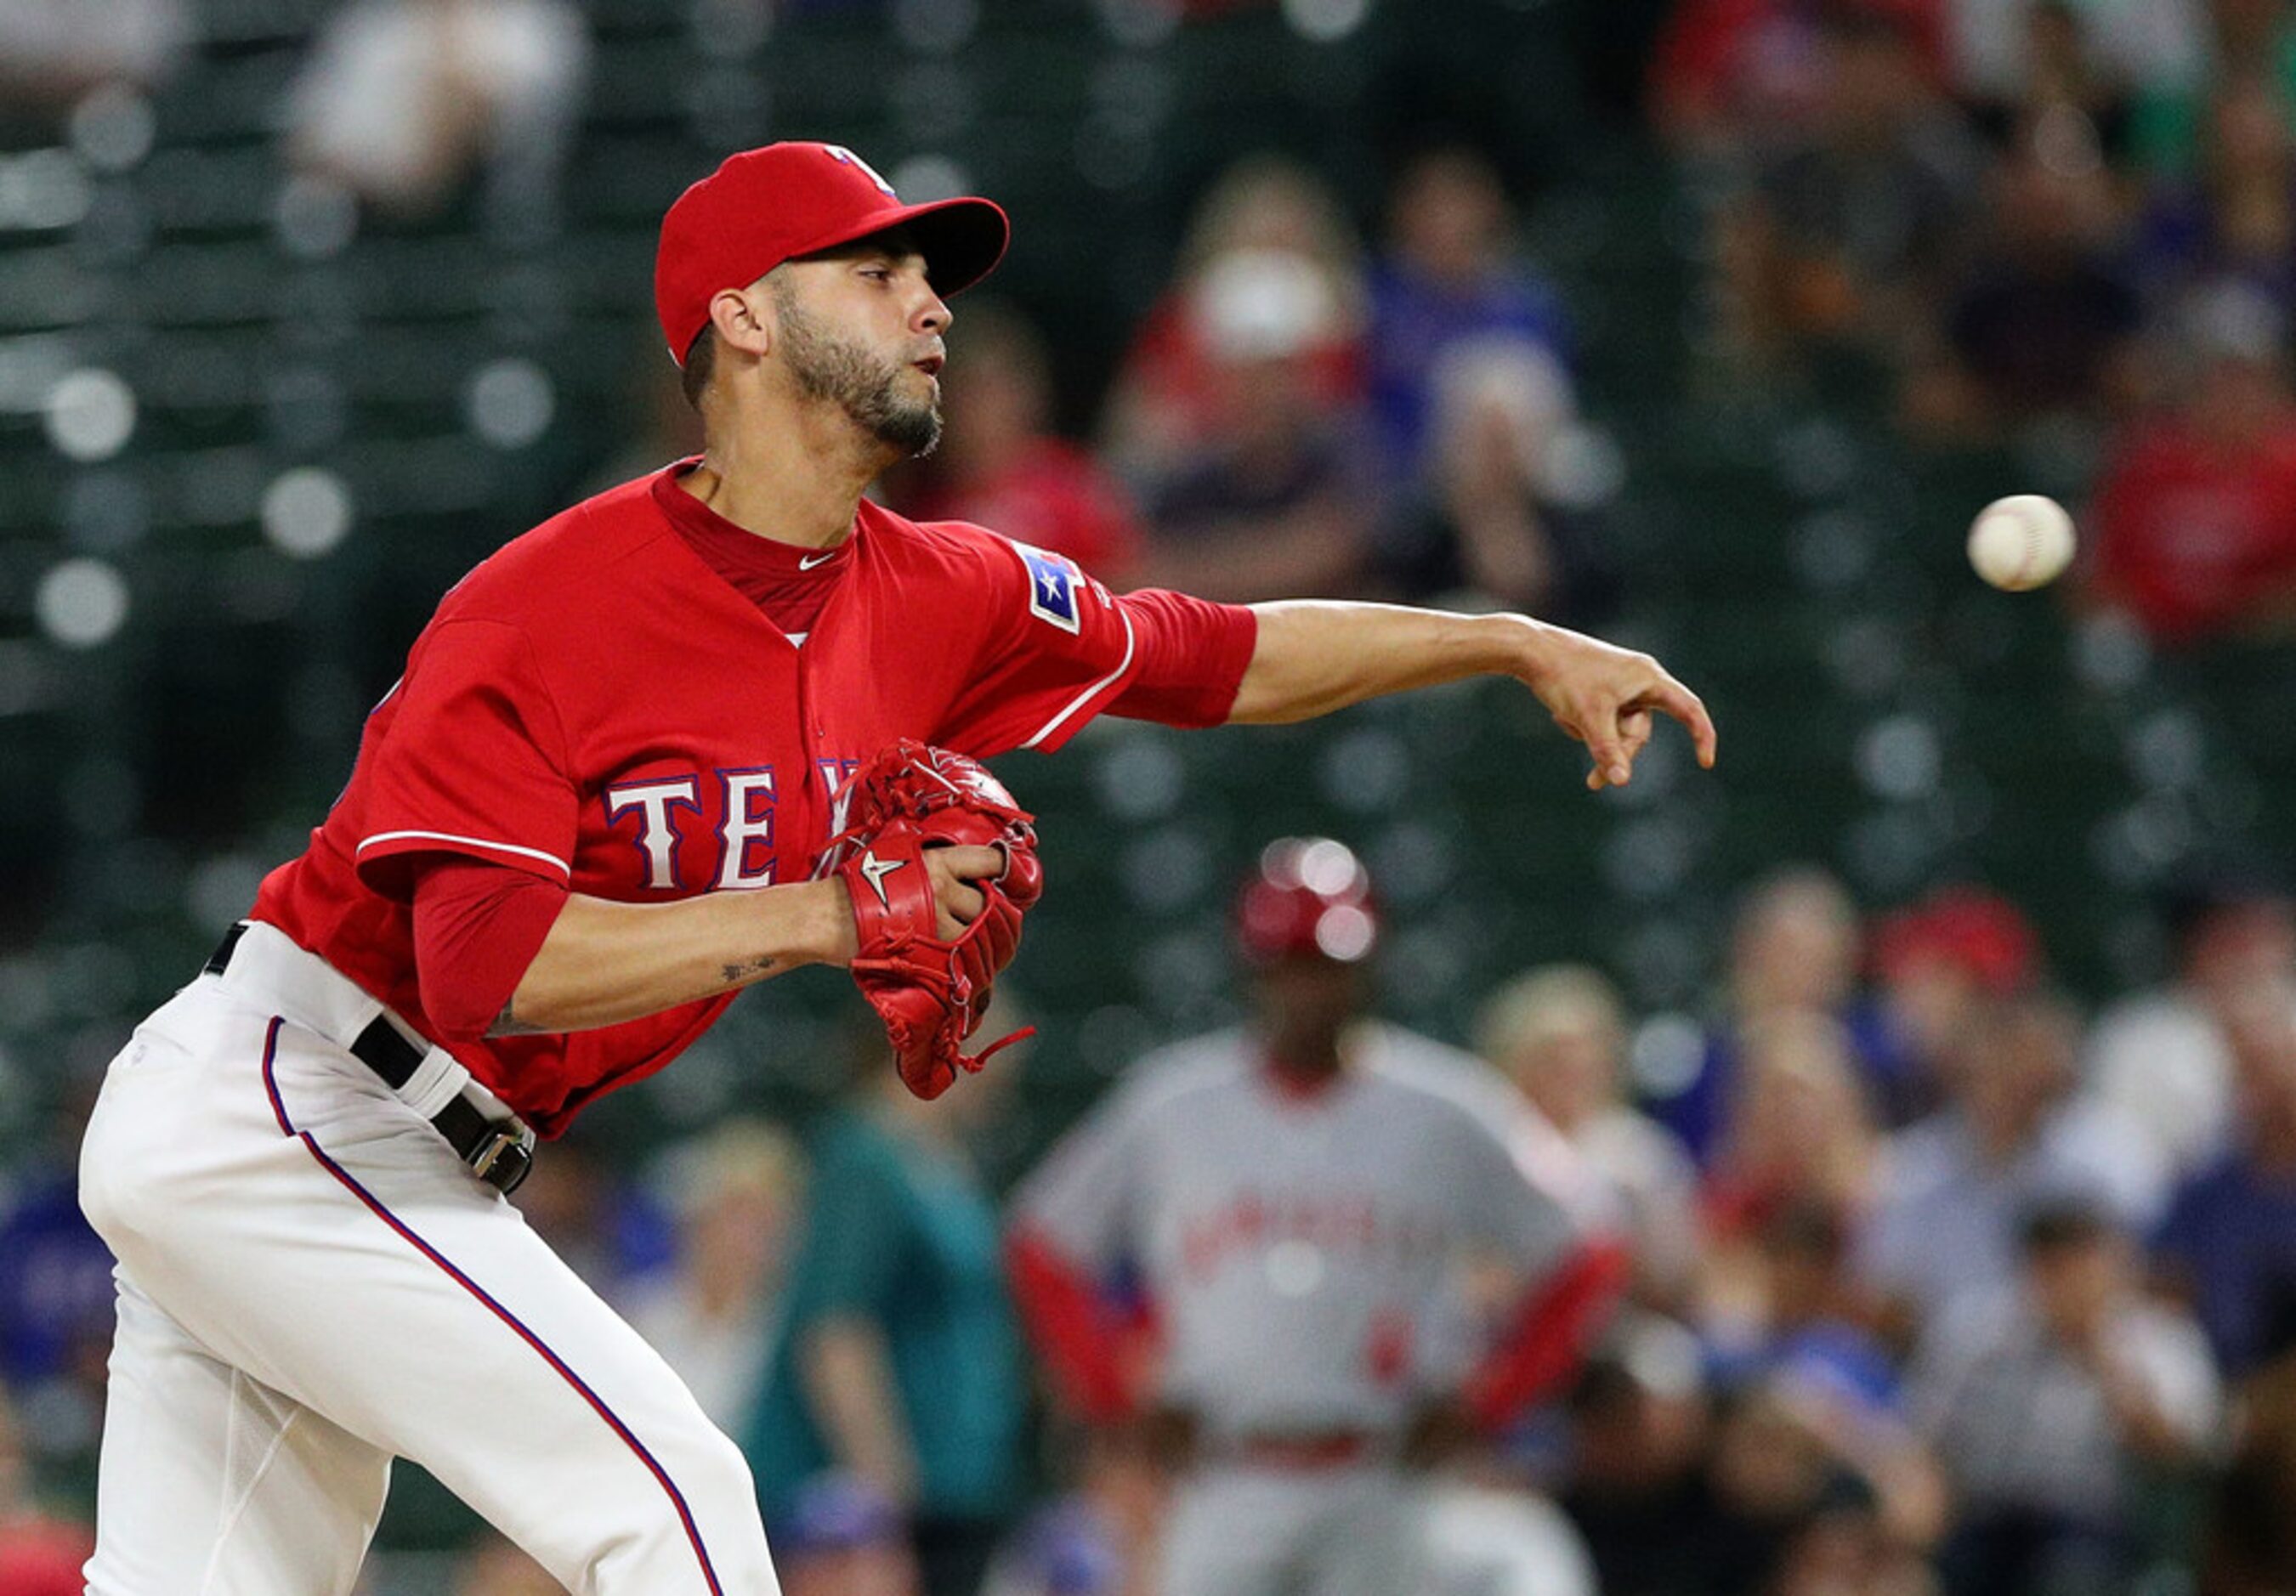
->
[[1857, 991, 2168, 1341], [746, 1039, 1028, 1596], [981, 1429, 1165, 1596], [1902, 122, 2145, 437], [1365, 146, 1572, 490], [1910, 1198, 2219, 1596], [2152, 984, 2296, 1379], [1651, 867, 1905, 1163], [2131, 73, 2296, 320], [0, 1085, 113, 1507], [780, 1473, 923, 1596]]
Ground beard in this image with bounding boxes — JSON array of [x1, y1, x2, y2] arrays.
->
[[775, 292, 942, 456]]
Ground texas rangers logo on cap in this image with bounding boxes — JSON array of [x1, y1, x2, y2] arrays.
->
[[824, 144, 899, 199]]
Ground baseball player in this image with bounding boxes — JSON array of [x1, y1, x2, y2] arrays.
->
[[1006, 840, 1631, 1596], [74, 142, 1714, 1595]]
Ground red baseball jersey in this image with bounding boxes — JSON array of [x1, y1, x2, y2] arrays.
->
[[251, 464, 1257, 1132]]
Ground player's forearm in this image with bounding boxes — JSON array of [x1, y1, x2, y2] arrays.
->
[[495, 881, 853, 1035], [1227, 601, 1551, 724], [800, 1319, 921, 1507]]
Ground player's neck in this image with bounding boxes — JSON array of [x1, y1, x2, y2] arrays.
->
[[689, 405, 893, 549]]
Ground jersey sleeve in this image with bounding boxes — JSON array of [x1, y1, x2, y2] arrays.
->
[[352, 617, 578, 897], [1010, 1079, 1148, 1270], [933, 529, 1256, 756], [1449, 1099, 1590, 1280]]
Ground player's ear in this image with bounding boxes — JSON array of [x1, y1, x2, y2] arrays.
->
[[708, 285, 772, 359]]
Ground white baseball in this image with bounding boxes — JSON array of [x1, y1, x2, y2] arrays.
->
[[1967, 495, 2076, 591]]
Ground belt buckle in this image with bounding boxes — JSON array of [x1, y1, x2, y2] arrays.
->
[[469, 1121, 536, 1195]]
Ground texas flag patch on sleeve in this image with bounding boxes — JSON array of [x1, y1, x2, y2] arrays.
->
[[1014, 541, 1081, 634]]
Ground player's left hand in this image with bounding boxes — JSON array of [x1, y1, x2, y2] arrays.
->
[[1398, 1397, 1483, 1472], [1516, 625, 1717, 792], [826, 740, 1043, 1100]]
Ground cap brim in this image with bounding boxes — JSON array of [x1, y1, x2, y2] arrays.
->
[[802, 196, 1010, 298]]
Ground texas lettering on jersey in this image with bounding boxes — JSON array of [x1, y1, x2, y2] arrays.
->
[[604, 756, 861, 891]]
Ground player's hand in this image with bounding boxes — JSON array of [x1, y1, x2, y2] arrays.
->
[[922, 844, 1006, 937], [1131, 1405, 1202, 1476], [1399, 1397, 1482, 1472], [1516, 625, 1717, 791]]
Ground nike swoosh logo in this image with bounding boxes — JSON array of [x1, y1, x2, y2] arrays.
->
[[798, 549, 838, 570], [859, 850, 904, 908]]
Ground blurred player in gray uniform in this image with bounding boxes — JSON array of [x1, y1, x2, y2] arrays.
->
[[1006, 839, 1628, 1596]]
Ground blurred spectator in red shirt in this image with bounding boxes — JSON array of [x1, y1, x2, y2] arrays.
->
[[0, 1384, 88, 1596], [2086, 282, 2296, 645], [1136, 248, 1380, 601], [895, 302, 1146, 588], [1868, 884, 2038, 1115], [1100, 156, 1365, 485], [1653, 0, 1947, 156], [1702, 1010, 1881, 1254]]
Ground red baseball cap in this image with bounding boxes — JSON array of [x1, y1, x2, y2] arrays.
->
[[654, 142, 1010, 365]]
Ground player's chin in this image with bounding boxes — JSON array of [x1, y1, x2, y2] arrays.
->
[[874, 403, 942, 459]]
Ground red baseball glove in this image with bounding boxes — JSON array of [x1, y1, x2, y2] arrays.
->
[[824, 741, 1043, 1100]]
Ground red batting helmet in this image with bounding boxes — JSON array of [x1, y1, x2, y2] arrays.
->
[[1233, 837, 1380, 967]]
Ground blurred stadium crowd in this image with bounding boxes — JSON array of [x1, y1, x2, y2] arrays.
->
[[6, 0, 2296, 1592]]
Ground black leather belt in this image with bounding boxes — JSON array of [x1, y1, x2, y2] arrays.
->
[[207, 924, 536, 1194]]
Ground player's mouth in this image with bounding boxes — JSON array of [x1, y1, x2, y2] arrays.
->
[[912, 354, 944, 377]]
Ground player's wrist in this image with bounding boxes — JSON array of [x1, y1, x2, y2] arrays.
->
[[807, 877, 862, 968], [766, 878, 858, 969], [1488, 611, 1562, 688]]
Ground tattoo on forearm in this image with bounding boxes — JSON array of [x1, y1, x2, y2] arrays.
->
[[721, 955, 779, 987], [488, 999, 544, 1037]]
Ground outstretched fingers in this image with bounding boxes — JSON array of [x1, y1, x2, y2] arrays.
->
[[1647, 677, 1718, 769]]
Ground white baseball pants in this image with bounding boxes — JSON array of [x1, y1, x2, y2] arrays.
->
[[1156, 1461, 1426, 1596], [77, 923, 782, 1594]]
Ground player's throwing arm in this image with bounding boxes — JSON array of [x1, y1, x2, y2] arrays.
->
[[1229, 599, 1719, 790]]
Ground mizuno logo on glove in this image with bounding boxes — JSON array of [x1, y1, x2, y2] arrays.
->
[[859, 850, 904, 907]]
